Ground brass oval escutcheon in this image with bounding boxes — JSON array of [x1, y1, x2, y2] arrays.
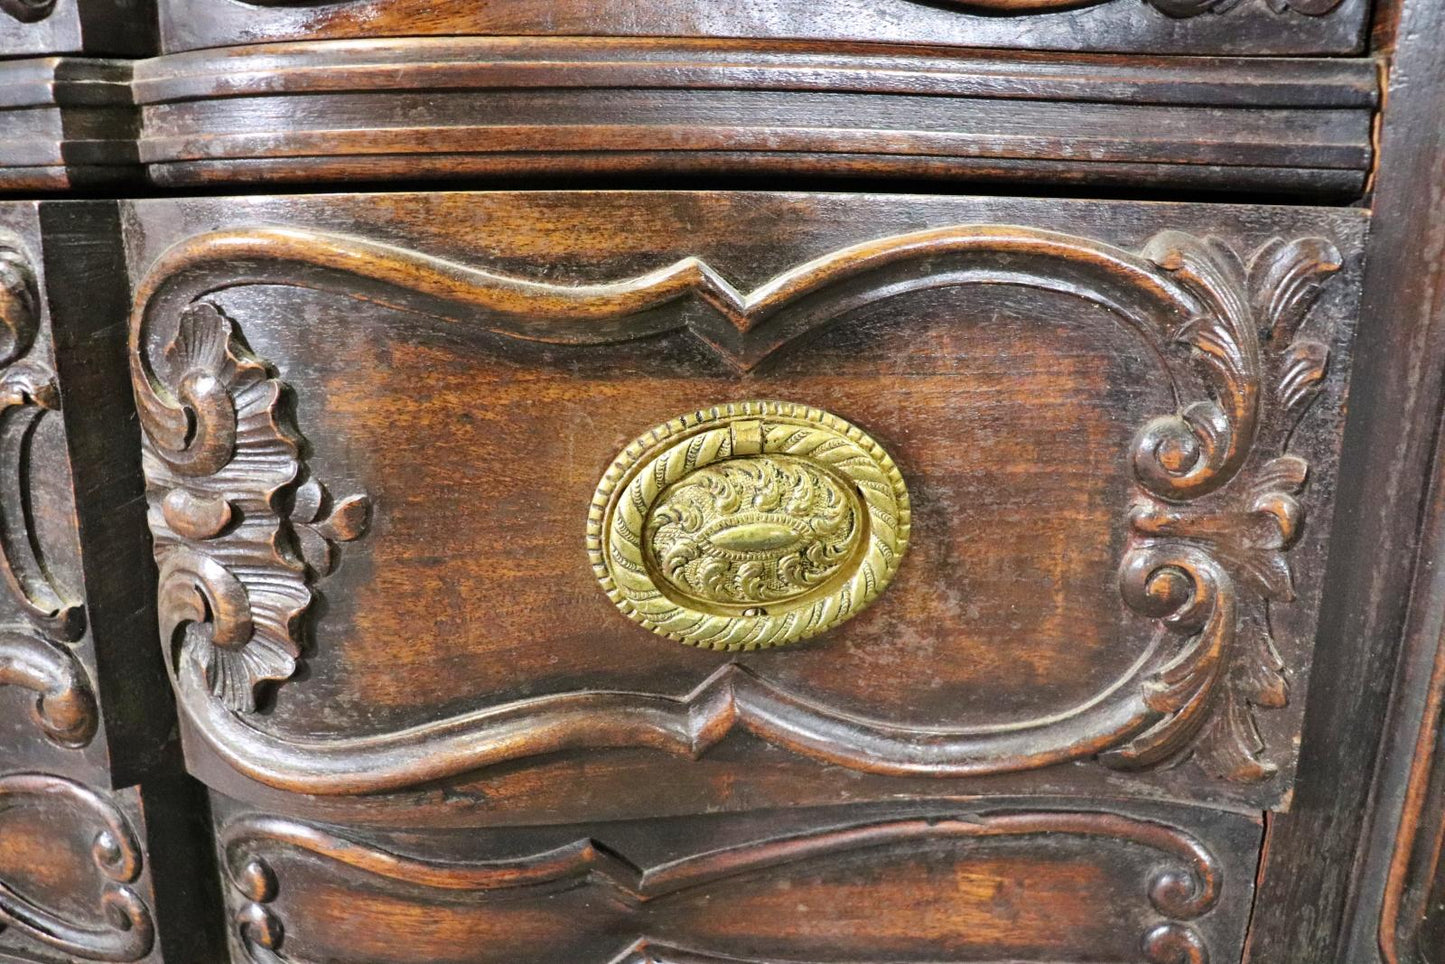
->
[[588, 401, 911, 650]]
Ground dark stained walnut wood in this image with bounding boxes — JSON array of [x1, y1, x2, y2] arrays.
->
[[4, 1, 1442, 958], [1244, 0, 1445, 960], [0, 202, 168, 786], [0, 59, 139, 195], [132, 40, 1377, 198], [0, 0, 155, 59], [0, 770, 222, 963], [1318, 5, 1445, 960], [156, 0, 1370, 58], [0, 203, 224, 963], [121, 191, 1365, 821], [208, 794, 1262, 964], [1367, 444, 1445, 964]]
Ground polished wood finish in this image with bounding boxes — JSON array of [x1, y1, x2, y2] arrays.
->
[[0, 772, 220, 963], [209, 795, 1262, 964], [130, 40, 1376, 196], [0, 59, 138, 194], [0, 201, 222, 962], [156, 0, 1370, 58], [122, 191, 1365, 823], [0, 202, 169, 786], [1, 43, 1378, 198], [9, 0, 1445, 961]]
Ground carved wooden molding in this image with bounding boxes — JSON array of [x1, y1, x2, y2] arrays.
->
[[0, 0, 57, 23], [220, 810, 1221, 964], [0, 235, 97, 749], [0, 773, 155, 961], [129, 223, 1339, 794], [227, 0, 1344, 18], [0, 631, 97, 747]]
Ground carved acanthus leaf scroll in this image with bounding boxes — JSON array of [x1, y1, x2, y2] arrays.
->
[[145, 301, 369, 713], [129, 222, 1340, 794], [0, 773, 155, 961], [1104, 233, 1341, 782], [220, 810, 1220, 964], [0, 235, 96, 749]]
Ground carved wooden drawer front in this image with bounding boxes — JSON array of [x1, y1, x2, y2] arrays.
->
[[0, 202, 221, 963], [125, 191, 1365, 823], [158, 0, 1368, 57], [211, 795, 1262, 964]]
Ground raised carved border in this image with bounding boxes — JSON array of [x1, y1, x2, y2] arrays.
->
[[128, 222, 1341, 794], [0, 772, 155, 961], [0, 233, 97, 749], [220, 809, 1221, 964]]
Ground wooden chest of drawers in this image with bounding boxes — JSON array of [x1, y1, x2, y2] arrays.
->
[[1, 1, 1443, 963]]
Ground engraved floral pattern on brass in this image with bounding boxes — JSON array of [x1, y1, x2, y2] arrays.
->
[[588, 401, 911, 650]]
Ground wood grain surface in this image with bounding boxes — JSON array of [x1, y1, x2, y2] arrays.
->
[[210, 795, 1262, 964], [155, 0, 1370, 58], [0, 59, 138, 194], [122, 191, 1365, 823], [130, 39, 1376, 197], [1245, 0, 1445, 958], [0, 771, 221, 963]]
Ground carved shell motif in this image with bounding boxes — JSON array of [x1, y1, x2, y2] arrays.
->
[[146, 303, 370, 713]]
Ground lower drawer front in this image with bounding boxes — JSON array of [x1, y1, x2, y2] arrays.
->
[[0, 771, 216, 964], [125, 191, 1366, 818], [212, 797, 1260, 964]]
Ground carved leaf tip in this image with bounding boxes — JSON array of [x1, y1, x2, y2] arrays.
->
[[321, 494, 372, 543], [1194, 688, 1279, 783], [1250, 237, 1343, 344], [291, 478, 372, 576], [1278, 340, 1330, 413]]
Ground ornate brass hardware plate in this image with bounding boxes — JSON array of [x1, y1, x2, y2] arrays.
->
[[588, 401, 911, 650]]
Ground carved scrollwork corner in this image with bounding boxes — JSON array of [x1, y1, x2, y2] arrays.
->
[[0, 773, 156, 962], [1105, 233, 1342, 783], [142, 301, 369, 714], [0, 235, 97, 750], [219, 811, 1220, 964]]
